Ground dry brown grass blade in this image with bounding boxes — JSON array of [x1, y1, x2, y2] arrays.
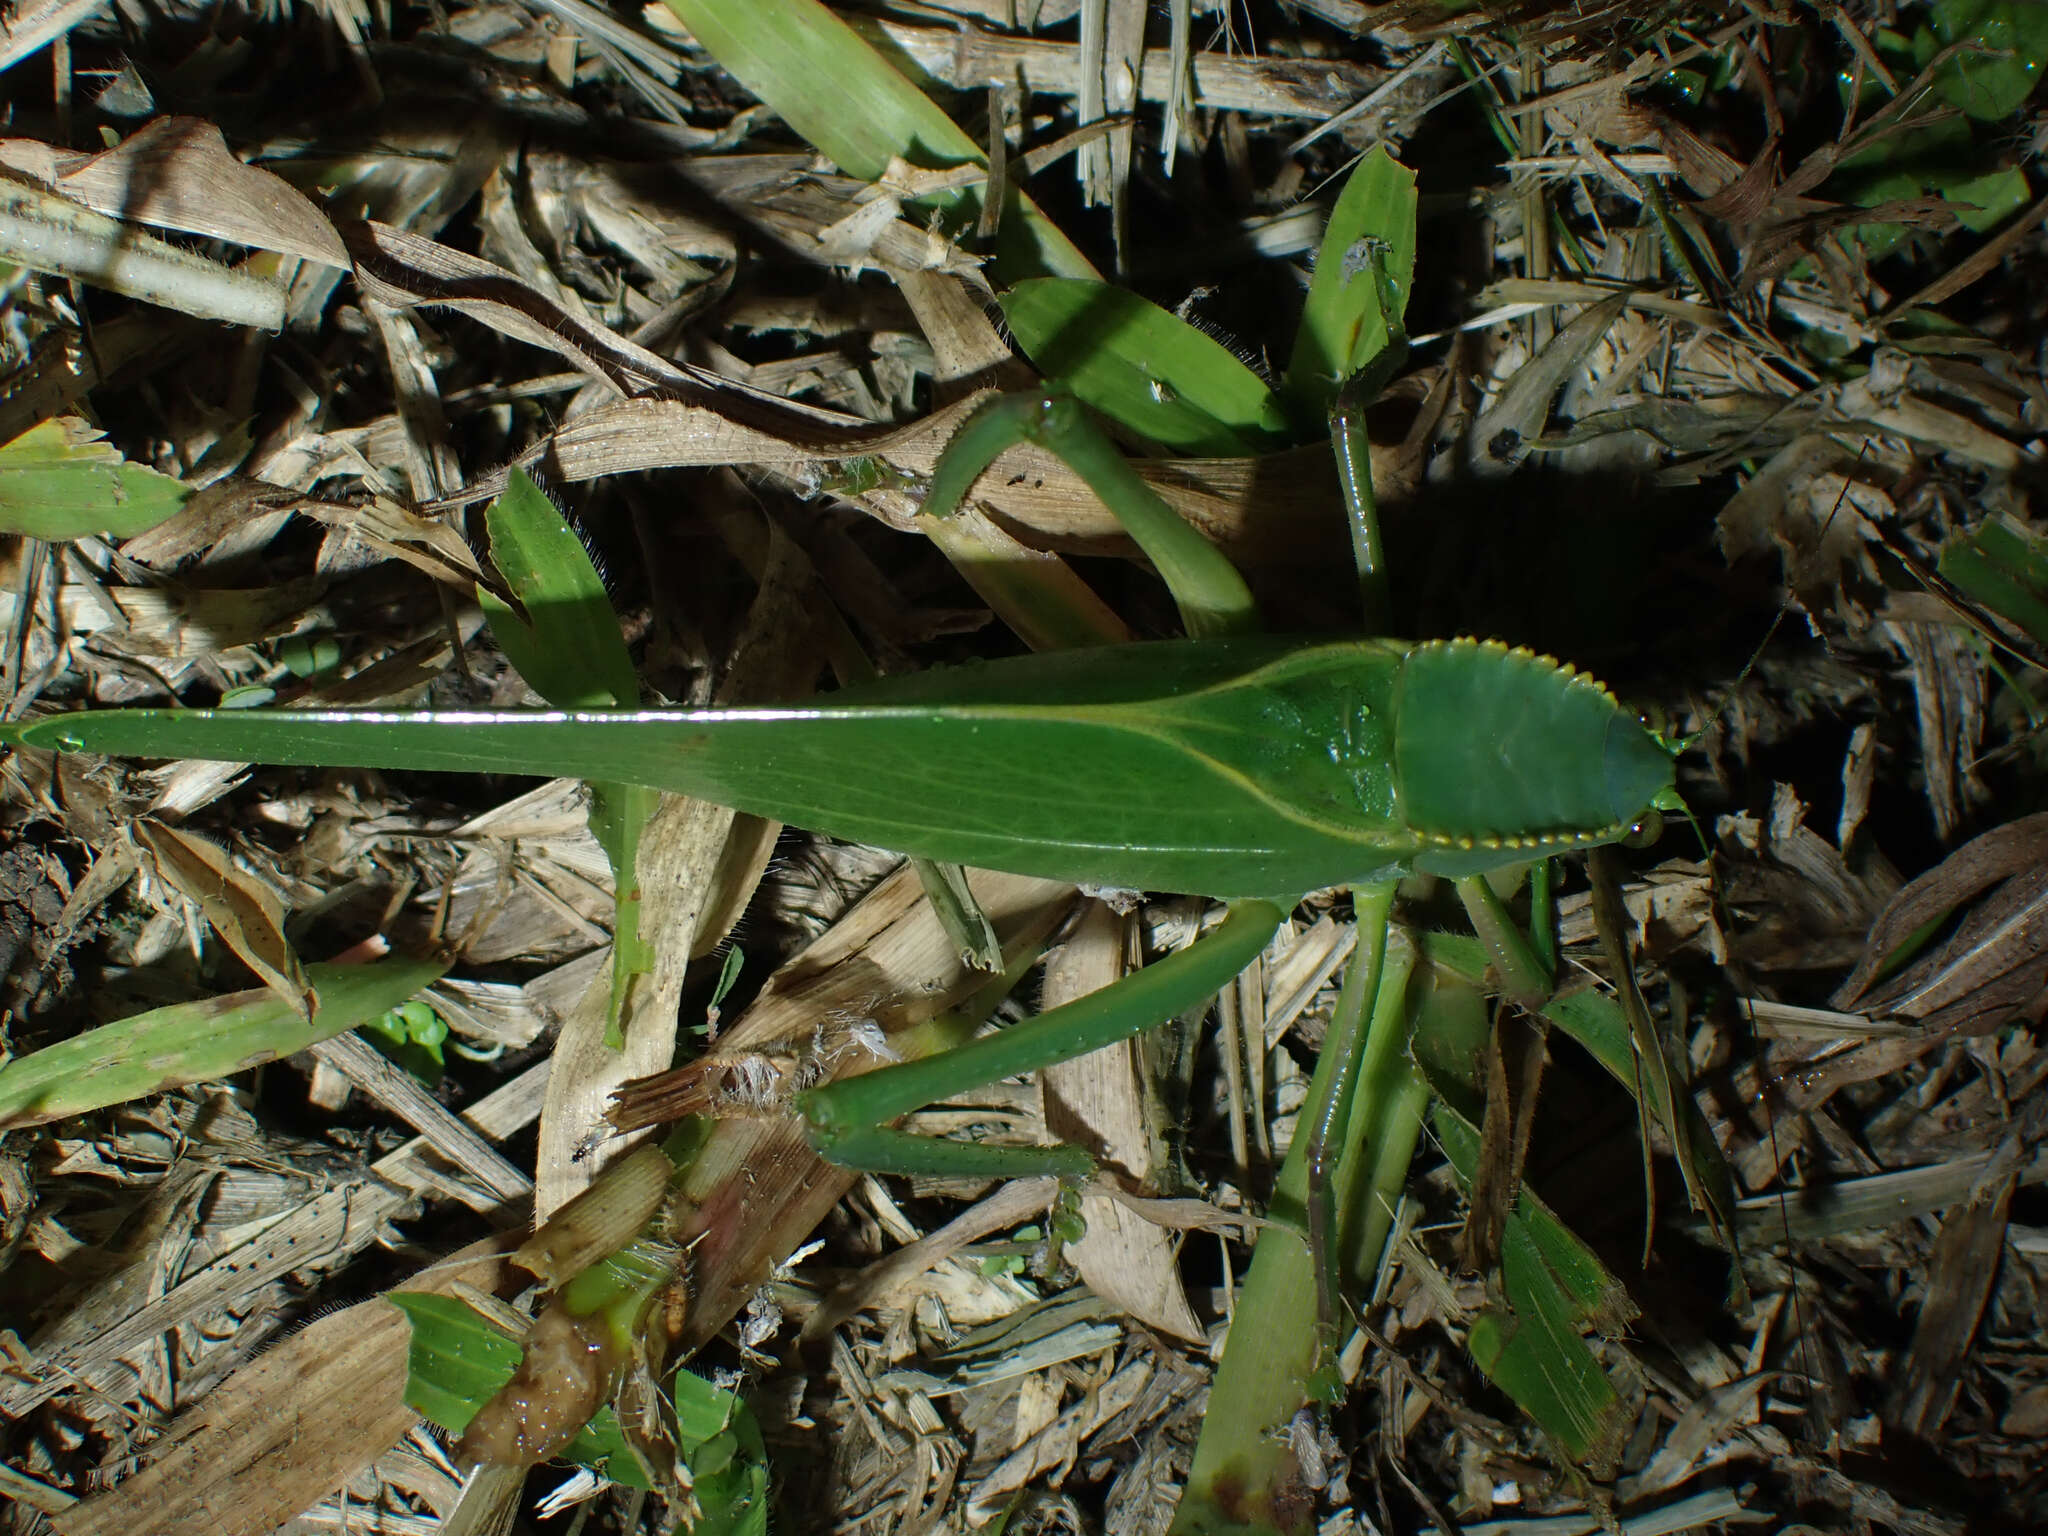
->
[[3, 1061, 549, 1423], [49, 1238, 514, 1536], [132, 820, 312, 1020], [1040, 898, 1204, 1341], [0, 117, 347, 268], [1882, 1148, 2020, 1441], [1835, 812, 2048, 1035]]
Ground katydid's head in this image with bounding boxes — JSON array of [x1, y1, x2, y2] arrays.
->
[[1602, 709, 1681, 842]]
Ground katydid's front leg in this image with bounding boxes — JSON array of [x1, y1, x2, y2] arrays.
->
[[795, 900, 1283, 1179]]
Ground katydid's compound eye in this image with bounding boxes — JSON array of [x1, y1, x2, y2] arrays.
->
[[1623, 809, 1664, 849]]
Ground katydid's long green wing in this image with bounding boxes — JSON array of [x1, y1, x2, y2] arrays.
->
[[7, 635, 1676, 897], [9, 638, 1419, 899]]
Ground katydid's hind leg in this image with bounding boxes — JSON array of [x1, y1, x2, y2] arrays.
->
[[811, 1124, 1097, 1182], [796, 901, 1286, 1183], [1304, 882, 1395, 1340]]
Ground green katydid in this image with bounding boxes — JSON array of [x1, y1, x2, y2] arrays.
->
[[0, 243, 1700, 1510], [0, 390, 1684, 1266]]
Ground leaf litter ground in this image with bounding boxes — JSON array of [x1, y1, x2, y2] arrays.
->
[[2, 2, 2048, 1533]]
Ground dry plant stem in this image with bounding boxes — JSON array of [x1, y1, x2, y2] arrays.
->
[[1040, 898, 1206, 1340], [658, 867, 1079, 1356], [52, 1237, 520, 1536]]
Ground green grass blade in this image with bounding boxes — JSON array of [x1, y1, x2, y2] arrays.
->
[[1284, 148, 1418, 423], [0, 417, 191, 540], [1435, 1110, 1633, 1474], [0, 954, 449, 1128], [660, 0, 1093, 281], [477, 468, 655, 1047], [1940, 516, 2048, 649], [1420, 931, 1739, 1250], [479, 468, 638, 712], [998, 279, 1290, 455]]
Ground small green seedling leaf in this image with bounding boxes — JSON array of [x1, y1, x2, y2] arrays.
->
[[1943, 165, 2031, 233], [363, 998, 450, 1084], [670, 1368, 770, 1536], [277, 633, 343, 679], [388, 1291, 653, 1489], [0, 417, 191, 540], [479, 470, 637, 712], [0, 954, 449, 1128], [477, 469, 655, 1049], [1940, 516, 2048, 650], [1924, 0, 2048, 120], [388, 1291, 521, 1433], [1286, 148, 1419, 422], [998, 279, 1291, 455]]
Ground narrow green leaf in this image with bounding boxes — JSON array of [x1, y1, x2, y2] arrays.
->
[[1285, 148, 1419, 421], [479, 469, 637, 712], [998, 279, 1290, 455], [0, 953, 450, 1128], [1419, 929, 1738, 1251], [659, 0, 1094, 281], [477, 468, 654, 1047], [590, 778, 661, 1047], [1941, 517, 2048, 649], [1436, 1111, 1632, 1472], [0, 418, 191, 540]]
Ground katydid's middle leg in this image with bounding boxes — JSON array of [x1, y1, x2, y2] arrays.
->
[[795, 900, 1284, 1180]]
